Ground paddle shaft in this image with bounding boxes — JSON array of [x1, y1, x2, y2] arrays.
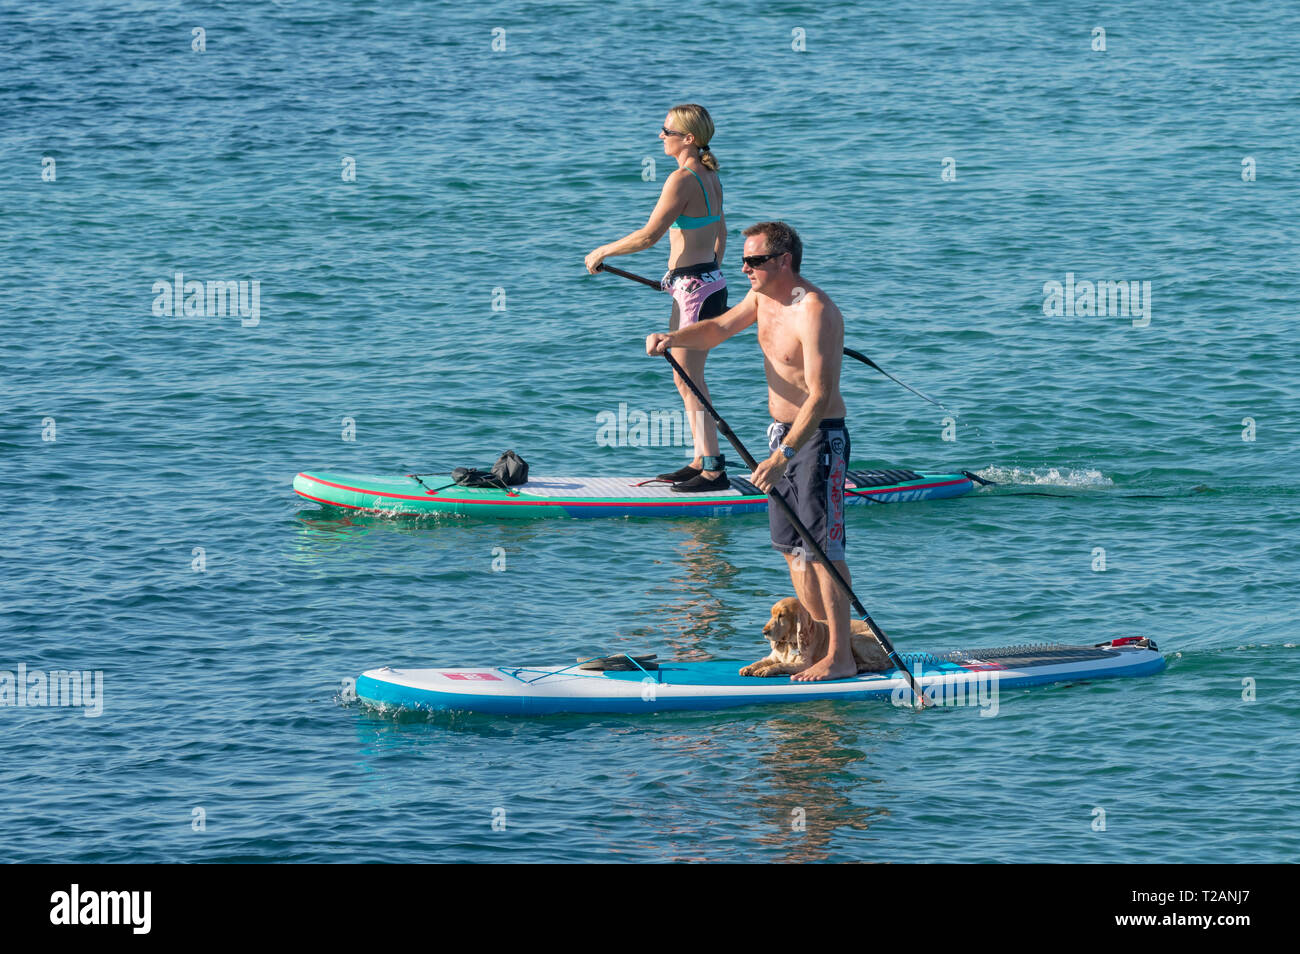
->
[[842, 347, 946, 409], [596, 262, 662, 289], [661, 352, 926, 706]]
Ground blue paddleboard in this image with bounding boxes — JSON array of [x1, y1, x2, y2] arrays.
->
[[355, 638, 1164, 715]]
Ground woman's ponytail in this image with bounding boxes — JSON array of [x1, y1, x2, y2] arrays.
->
[[699, 143, 720, 172]]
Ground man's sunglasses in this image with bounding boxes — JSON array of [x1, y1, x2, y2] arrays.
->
[[742, 252, 783, 268]]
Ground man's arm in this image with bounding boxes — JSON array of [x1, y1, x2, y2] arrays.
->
[[646, 288, 758, 354]]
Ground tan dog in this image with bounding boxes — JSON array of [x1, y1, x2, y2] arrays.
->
[[739, 597, 893, 677]]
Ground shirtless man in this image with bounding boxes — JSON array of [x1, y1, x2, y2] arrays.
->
[[647, 221, 856, 681]]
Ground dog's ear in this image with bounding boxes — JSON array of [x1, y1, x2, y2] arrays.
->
[[779, 608, 800, 650], [796, 603, 815, 645], [773, 612, 790, 646]]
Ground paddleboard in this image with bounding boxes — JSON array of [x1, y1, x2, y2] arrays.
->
[[354, 638, 1164, 715], [295, 465, 977, 519]]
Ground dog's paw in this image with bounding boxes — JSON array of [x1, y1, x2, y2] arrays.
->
[[739, 663, 764, 677]]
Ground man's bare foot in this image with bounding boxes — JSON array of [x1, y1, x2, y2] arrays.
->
[[792, 655, 857, 682]]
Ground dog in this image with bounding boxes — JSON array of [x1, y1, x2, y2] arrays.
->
[[739, 597, 893, 677]]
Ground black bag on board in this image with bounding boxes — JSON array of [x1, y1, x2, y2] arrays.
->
[[452, 450, 529, 488]]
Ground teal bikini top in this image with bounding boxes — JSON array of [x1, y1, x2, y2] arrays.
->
[[671, 168, 722, 230]]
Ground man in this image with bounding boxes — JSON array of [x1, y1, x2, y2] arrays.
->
[[646, 221, 856, 681]]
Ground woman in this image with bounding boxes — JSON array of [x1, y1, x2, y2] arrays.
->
[[585, 103, 729, 493]]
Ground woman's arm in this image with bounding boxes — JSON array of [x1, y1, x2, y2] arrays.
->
[[585, 172, 687, 272], [714, 209, 726, 264]]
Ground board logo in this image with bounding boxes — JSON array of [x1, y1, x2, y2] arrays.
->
[[958, 659, 1005, 672], [444, 672, 503, 681]]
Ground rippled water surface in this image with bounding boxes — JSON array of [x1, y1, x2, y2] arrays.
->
[[1, 0, 1297, 862]]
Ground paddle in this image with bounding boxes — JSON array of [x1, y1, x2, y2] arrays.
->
[[841, 347, 946, 409], [660, 351, 928, 708], [596, 262, 661, 290], [598, 262, 946, 410]]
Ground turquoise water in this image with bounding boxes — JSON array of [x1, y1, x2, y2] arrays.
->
[[2, 0, 1297, 862]]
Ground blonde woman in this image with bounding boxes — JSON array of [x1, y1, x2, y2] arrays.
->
[[585, 104, 728, 492]]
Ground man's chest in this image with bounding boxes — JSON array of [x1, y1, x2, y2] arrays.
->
[[757, 312, 803, 368]]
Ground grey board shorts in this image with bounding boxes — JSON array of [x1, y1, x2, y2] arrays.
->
[[766, 418, 850, 561]]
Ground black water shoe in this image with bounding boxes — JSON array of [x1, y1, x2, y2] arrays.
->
[[670, 472, 730, 493], [657, 464, 701, 482]]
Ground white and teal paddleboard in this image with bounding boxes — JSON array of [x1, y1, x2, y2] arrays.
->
[[296, 465, 977, 519], [355, 638, 1164, 715]]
